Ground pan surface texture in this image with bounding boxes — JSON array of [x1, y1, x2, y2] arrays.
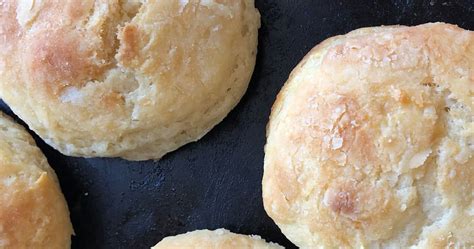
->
[[0, 0, 472, 248]]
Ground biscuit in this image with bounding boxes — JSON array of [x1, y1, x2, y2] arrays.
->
[[0, 112, 73, 248], [0, 0, 260, 160], [152, 229, 283, 249], [263, 23, 473, 248]]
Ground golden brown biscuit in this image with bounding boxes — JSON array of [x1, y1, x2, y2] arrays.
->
[[0, 112, 73, 249], [263, 23, 473, 248], [152, 229, 283, 249], [0, 0, 260, 160]]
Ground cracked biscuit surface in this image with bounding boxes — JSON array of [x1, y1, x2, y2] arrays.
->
[[0, 0, 260, 160], [152, 229, 283, 249], [0, 112, 73, 249], [263, 23, 473, 248]]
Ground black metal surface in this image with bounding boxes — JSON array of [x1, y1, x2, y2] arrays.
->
[[1, 1, 473, 248]]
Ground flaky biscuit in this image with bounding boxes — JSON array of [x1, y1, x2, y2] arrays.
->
[[0, 112, 73, 249], [0, 0, 260, 160], [152, 229, 283, 249], [263, 23, 473, 248]]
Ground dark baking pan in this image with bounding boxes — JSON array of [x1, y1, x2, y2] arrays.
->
[[1, 0, 473, 248]]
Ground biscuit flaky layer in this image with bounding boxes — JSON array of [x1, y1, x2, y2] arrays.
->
[[152, 229, 283, 249], [0, 113, 73, 249], [0, 0, 260, 160], [263, 23, 473, 248]]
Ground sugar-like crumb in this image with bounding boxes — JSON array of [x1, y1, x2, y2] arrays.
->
[[60, 87, 83, 104], [200, 0, 214, 7], [179, 0, 189, 12], [408, 149, 431, 168], [331, 137, 343, 150]]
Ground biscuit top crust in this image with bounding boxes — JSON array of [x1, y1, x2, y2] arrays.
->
[[0, 0, 260, 159], [152, 229, 283, 249], [263, 23, 473, 248], [0, 113, 73, 248]]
